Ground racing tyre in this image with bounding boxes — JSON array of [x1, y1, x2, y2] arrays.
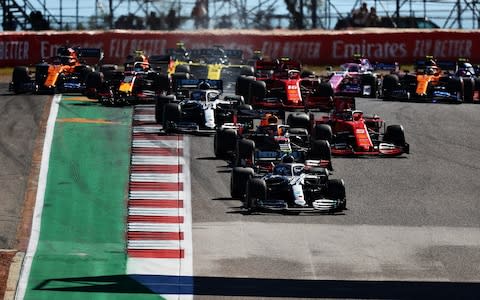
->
[[175, 64, 190, 73], [235, 76, 255, 101], [214, 128, 237, 158], [249, 80, 266, 101], [309, 139, 332, 162], [475, 78, 480, 103], [237, 104, 253, 111], [155, 95, 176, 123], [11, 66, 31, 94], [313, 124, 333, 142], [300, 70, 315, 78], [152, 73, 171, 93], [245, 178, 267, 211], [230, 167, 254, 199], [85, 71, 103, 90], [240, 66, 255, 76], [314, 82, 334, 98], [381, 74, 399, 100], [462, 77, 474, 103], [235, 138, 255, 167], [327, 179, 346, 210], [361, 74, 377, 98], [384, 125, 406, 147], [287, 112, 310, 129], [162, 103, 181, 133]]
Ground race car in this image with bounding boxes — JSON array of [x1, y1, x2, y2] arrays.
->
[[235, 57, 335, 111], [159, 79, 245, 134], [381, 56, 478, 103], [453, 58, 480, 103], [215, 112, 333, 172], [325, 55, 398, 98], [310, 97, 410, 156], [10, 46, 102, 94], [230, 157, 346, 213], [84, 61, 170, 106], [174, 62, 253, 94]]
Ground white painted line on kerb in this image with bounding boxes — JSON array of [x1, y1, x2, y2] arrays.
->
[[15, 95, 61, 300], [130, 173, 185, 182], [128, 223, 187, 232], [129, 191, 185, 200], [131, 155, 185, 165], [128, 207, 186, 216], [132, 140, 184, 148]]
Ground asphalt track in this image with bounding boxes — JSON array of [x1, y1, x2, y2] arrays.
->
[[1, 84, 480, 299], [0, 83, 49, 250], [189, 98, 480, 299]]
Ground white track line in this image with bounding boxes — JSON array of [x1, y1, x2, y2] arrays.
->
[[15, 95, 61, 300]]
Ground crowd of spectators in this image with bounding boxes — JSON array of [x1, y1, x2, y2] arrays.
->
[[350, 2, 380, 27]]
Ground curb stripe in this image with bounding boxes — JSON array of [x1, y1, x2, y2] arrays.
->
[[128, 249, 184, 259], [127, 104, 190, 270], [128, 200, 184, 208], [130, 182, 183, 190], [128, 215, 184, 223], [128, 232, 184, 240], [131, 165, 183, 173], [132, 147, 184, 156]]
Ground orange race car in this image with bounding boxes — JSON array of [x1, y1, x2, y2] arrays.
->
[[10, 46, 103, 94], [381, 56, 480, 103]]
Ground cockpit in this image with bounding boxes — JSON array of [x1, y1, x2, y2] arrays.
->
[[273, 163, 304, 176], [190, 90, 220, 101]]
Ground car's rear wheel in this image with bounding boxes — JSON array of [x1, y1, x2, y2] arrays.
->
[[287, 112, 310, 130], [235, 138, 255, 167], [230, 167, 254, 199], [382, 74, 399, 99], [361, 74, 377, 98], [214, 128, 237, 158], [12, 66, 31, 94], [155, 95, 176, 123], [313, 124, 333, 142]]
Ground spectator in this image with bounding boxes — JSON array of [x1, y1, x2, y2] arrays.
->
[[215, 15, 232, 29], [3, 12, 17, 31], [366, 6, 380, 26], [351, 2, 368, 26], [191, 0, 208, 29], [166, 8, 179, 30]]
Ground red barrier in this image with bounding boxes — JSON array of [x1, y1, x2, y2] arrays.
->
[[0, 29, 478, 67]]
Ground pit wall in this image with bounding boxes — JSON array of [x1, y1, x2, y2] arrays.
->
[[0, 29, 478, 67]]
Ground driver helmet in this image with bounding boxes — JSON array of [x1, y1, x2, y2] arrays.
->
[[260, 113, 278, 126], [198, 81, 211, 90], [281, 155, 295, 163]]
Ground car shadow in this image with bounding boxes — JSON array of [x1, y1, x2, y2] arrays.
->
[[33, 274, 480, 299]]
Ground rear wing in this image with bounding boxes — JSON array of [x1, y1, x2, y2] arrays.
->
[[415, 59, 456, 72], [149, 55, 174, 74], [174, 78, 223, 91], [55, 46, 104, 65], [373, 62, 399, 72]]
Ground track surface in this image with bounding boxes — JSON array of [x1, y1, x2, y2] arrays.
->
[[0, 84, 49, 250], [1, 87, 480, 299], [189, 98, 480, 299]]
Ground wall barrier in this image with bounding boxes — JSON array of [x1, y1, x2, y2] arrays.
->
[[0, 29, 478, 67]]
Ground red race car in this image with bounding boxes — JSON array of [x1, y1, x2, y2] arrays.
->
[[236, 57, 334, 111], [308, 97, 410, 156]]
